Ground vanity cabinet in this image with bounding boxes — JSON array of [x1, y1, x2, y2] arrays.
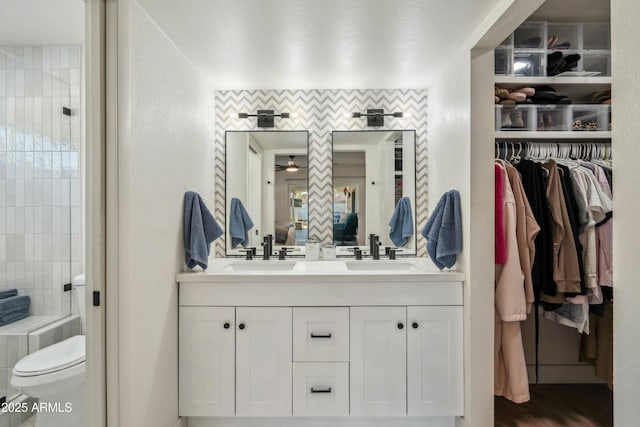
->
[[350, 306, 407, 416], [178, 262, 465, 422], [178, 306, 292, 417], [407, 306, 464, 416], [235, 307, 292, 416], [349, 306, 464, 417], [178, 306, 235, 416]]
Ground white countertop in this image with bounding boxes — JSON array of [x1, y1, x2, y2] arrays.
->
[[176, 258, 464, 282]]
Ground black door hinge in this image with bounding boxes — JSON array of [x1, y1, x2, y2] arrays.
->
[[63, 283, 72, 292], [93, 291, 101, 307]]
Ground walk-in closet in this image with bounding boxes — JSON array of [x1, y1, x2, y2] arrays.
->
[[493, 1, 613, 426]]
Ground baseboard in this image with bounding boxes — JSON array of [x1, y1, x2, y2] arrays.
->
[[527, 364, 605, 384], [175, 417, 187, 427]]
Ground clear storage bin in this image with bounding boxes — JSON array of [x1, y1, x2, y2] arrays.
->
[[495, 105, 535, 131], [514, 22, 546, 48], [582, 23, 611, 50], [513, 53, 545, 76], [547, 23, 580, 50], [582, 53, 611, 76], [536, 105, 570, 131], [499, 35, 513, 48], [495, 49, 512, 75], [570, 105, 610, 131]]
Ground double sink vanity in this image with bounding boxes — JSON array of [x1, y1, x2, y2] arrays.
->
[[178, 127, 463, 424], [177, 258, 464, 422]]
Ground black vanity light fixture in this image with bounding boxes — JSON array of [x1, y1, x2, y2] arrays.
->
[[352, 109, 403, 127], [238, 109, 290, 128]]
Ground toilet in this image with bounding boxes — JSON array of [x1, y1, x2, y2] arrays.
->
[[11, 274, 87, 427]]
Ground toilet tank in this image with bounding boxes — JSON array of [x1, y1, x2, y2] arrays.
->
[[72, 274, 86, 331]]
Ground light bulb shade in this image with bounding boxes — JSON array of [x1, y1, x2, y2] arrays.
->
[[393, 112, 403, 118], [352, 112, 362, 118], [280, 112, 290, 118], [238, 112, 248, 118], [286, 165, 299, 172]]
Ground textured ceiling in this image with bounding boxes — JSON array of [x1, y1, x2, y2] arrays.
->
[[0, 0, 84, 45], [137, 0, 502, 89]]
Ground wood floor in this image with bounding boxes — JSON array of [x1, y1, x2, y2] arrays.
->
[[495, 384, 613, 427]]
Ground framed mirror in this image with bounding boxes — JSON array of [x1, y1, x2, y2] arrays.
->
[[225, 130, 309, 255], [332, 130, 416, 256]]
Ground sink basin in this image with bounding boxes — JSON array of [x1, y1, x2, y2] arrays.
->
[[345, 261, 417, 271], [227, 262, 296, 271]]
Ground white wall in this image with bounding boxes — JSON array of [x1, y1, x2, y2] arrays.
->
[[116, 1, 215, 426], [429, 2, 545, 426], [611, 0, 640, 424]]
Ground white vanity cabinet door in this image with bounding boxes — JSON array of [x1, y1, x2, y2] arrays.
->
[[178, 306, 235, 416], [350, 306, 407, 416], [407, 306, 464, 416], [235, 307, 292, 416]]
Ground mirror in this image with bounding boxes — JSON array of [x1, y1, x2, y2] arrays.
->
[[332, 130, 416, 255], [225, 131, 309, 255]]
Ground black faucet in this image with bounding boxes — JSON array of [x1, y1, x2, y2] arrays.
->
[[369, 234, 381, 260], [278, 247, 290, 260], [262, 238, 270, 260], [241, 247, 256, 260], [267, 234, 273, 257], [262, 235, 274, 260], [348, 247, 363, 260]]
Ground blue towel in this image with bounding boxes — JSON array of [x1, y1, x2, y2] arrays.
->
[[421, 190, 462, 269], [388, 197, 414, 247], [0, 309, 30, 326], [0, 295, 30, 313], [229, 198, 254, 248], [0, 289, 17, 299], [184, 191, 223, 270]]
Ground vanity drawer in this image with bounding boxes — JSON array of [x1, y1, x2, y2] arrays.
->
[[292, 362, 349, 416], [293, 307, 349, 362]]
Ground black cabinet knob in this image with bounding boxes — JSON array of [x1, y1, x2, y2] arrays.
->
[[397, 322, 404, 330], [223, 322, 230, 329], [412, 322, 419, 329], [238, 323, 245, 330]]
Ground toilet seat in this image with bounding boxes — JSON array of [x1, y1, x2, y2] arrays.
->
[[13, 335, 85, 377]]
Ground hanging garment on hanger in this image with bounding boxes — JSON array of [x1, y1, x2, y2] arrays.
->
[[592, 165, 613, 288], [515, 160, 555, 299], [569, 168, 601, 302], [495, 163, 507, 264], [505, 162, 541, 313], [494, 163, 530, 403], [557, 164, 587, 296], [542, 160, 582, 300]]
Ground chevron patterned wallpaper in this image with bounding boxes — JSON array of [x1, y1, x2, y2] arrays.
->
[[214, 89, 428, 257]]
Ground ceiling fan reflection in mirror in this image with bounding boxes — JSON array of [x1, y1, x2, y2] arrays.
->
[[275, 155, 307, 172]]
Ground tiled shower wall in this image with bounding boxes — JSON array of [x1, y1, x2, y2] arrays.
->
[[0, 46, 82, 316]]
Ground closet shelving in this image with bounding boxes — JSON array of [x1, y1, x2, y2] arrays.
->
[[495, 21, 611, 141]]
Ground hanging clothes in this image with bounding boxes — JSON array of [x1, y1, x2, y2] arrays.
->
[[494, 143, 613, 401], [505, 162, 541, 313], [494, 163, 530, 403], [542, 160, 582, 299]]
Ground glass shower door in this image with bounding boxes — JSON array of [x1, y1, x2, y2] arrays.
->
[[0, 46, 77, 402]]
